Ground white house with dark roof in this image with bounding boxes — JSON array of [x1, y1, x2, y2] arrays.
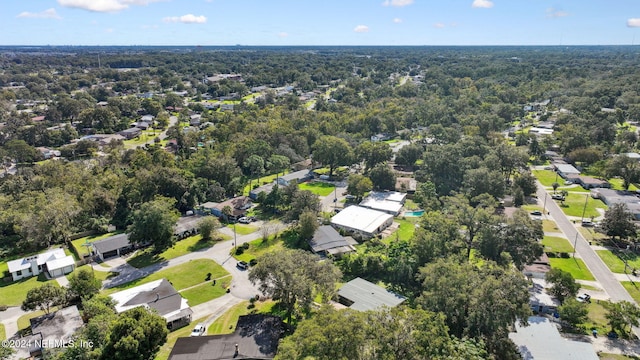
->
[[110, 278, 193, 329], [7, 248, 75, 281], [337, 277, 405, 311]]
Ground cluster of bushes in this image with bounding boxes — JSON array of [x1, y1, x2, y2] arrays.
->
[[546, 252, 571, 258], [234, 242, 251, 255]]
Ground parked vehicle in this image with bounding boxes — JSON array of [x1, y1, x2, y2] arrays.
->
[[551, 194, 565, 200], [238, 217, 250, 224], [530, 210, 542, 216], [190, 324, 206, 337], [237, 261, 249, 270], [577, 293, 591, 303]]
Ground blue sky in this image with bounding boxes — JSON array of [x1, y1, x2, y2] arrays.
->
[[1, 0, 639, 46]]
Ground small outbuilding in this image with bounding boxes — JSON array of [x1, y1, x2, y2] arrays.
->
[[337, 277, 406, 311]]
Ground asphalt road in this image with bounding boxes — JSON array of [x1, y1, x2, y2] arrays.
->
[[536, 182, 635, 303]]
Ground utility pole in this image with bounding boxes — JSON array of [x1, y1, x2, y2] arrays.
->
[[580, 193, 589, 223], [542, 192, 548, 217], [233, 222, 237, 253]]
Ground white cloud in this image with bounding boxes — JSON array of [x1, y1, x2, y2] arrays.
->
[[628, 18, 640, 27], [57, 0, 164, 13], [17, 8, 62, 19], [433, 23, 445, 28], [393, 18, 403, 23], [163, 14, 207, 24], [546, 8, 569, 18], [354, 25, 370, 33], [105, 28, 114, 33], [471, 0, 493, 9], [382, 0, 414, 7], [278, 32, 288, 38]]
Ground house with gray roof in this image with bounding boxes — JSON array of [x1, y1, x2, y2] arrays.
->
[[337, 277, 405, 311], [169, 314, 284, 360], [110, 278, 193, 329], [309, 225, 357, 257], [91, 233, 132, 261]]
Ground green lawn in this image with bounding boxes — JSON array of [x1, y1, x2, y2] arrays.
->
[[556, 192, 606, 218], [609, 178, 639, 192], [233, 236, 284, 263], [123, 130, 162, 148], [155, 316, 207, 360], [71, 264, 112, 282], [298, 181, 335, 197], [533, 169, 561, 187], [71, 232, 121, 258], [542, 220, 560, 233], [598, 354, 640, 360], [0, 323, 5, 340], [103, 259, 228, 294], [549, 257, 595, 280], [208, 300, 276, 335], [180, 278, 230, 306], [128, 234, 230, 269], [0, 274, 59, 307], [579, 227, 608, 244], [542, 236, 574, 253], [582, 301, 611, 335], [384, 218, 418, 243], [597, 250, 628, 274], [226, 224, 258, 235], [621, 282, 640, 304], [242, 171, 289, 196]]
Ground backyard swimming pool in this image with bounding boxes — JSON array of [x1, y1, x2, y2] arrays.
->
[[404, 210, 425, 217]]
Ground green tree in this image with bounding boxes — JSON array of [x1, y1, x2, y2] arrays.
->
[[249, 249, 342, 324], [244, 154, 265, 191], [446, 193, 497, 260], [513, 171, 538, 196], [606, 155, 640, 191], [368, 163, 396, 191], [4, 139, 41, 165], [80, 294, 116, 323], [127, 196, 180, 251], [68, 268, 102, 302], [346, 174, 373, 202], [395, 143, 423, 168], [606, 301, 640, 336], [462, 167, 505, 199], [545, 268, 580, 303], [297, 210, 319, 243], [312, 135, 353, 177], [197, 216, 221, 241], [267, 154, 290, 180], [601, 203, 637, 243], [101, 307, 168, 360], [558, 298, 589, 328], [287, 190, 321, 221], [356, 141, 392, 172], [552, 182, 559, 193], [22, 283, 67, 314]]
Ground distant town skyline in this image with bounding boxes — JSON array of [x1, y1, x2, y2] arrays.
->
[[1, 0, 640, 46]]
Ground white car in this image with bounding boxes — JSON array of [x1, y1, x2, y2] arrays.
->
[[576, 294, 591, 303], [190, 323, 206, 337], [238, 217, 250, 224]]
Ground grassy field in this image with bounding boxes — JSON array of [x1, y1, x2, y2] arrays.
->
[[609, 178, 639, 192], [71, 264, 112, 282], [227, 223, 258, 235], [597, 250, 628, 273], [556, 192, 605, 218], [123, 130, 162, 148], [384, 218, 418, 243], [542, 220, 561, 233], [598, 354, 640, 360], [621, 282, 640, 304], [549, 257, 595, 280], [0, 274, 59, 307], [207, 300, 276, 335], [128, 234, 230, 269], [179, 278, 230, 306], [155, 316, 207, 360], [233, 236, 284, 263], [533, 169, 561, 187], [242, 171, 289, 196], [0, 323, 5, 340], [542, 236, 574, 253], [579, 227, 608, 244], [71, 232, 121, 258], [103, 259, 228, 294], [582, 301, 611, 336], [298, 181, 335, 196]]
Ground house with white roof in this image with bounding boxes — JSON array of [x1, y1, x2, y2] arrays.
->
[[331, 205, 394, 238], [359, 191, 406, 216], [110, 278, 193, 329], [7, 248, 75, 281]]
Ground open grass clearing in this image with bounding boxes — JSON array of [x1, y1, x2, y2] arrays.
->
[[70, 264, 112, 282], [582, 300, 611, 335], [298, 181, 335, 197], [609, 178, 639, 192], [597, 250, 628, 274], [549, 257, 595, 280], [103, 259, 228, 295], [155, 316, 207, 360], [556, 192, 606, 218], [232, 235, 284, 263], [226, 223, 258, 235], [180, 279, 230, 306], [127, 233, 229, 269], [579, 227, 608, 244], [0, 323, 5, 340], [622, 281, 640, 304], [542, 236, 574, 253], [542, 220, 561, 233], [207, 300, 277, 335], [533, 169, 561, 187], [598, 354, 640, 360], [383, 218, 418, 244], [0, 274, 59, 307], [242, 171, 289, 196]]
